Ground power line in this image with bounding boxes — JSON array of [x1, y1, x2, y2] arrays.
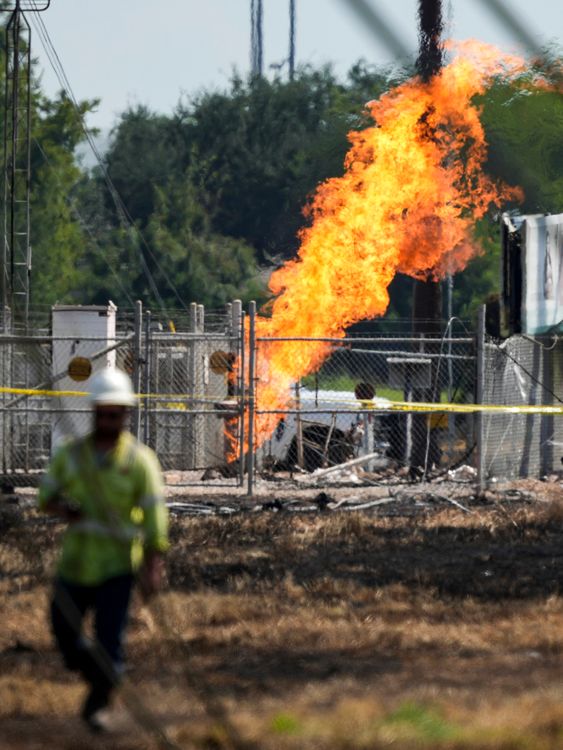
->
[[28, 7, 168, 315], [29, 4, 190, 318], [27, 8, 165, 313], [33, 138, 136, 307]]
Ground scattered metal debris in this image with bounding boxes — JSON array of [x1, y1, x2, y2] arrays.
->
[[310, 452, 388, 479]]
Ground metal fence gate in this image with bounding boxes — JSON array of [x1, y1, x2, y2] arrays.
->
[[245, 302, 478, 491], [143, 303, 243, 475]]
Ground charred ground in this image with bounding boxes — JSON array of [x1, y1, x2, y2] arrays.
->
[[1, 482, 563, 749]]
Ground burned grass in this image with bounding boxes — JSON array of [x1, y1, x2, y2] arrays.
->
[[2, 497, 563, 748]]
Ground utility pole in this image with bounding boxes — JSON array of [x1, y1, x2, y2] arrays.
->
[[410, 0, 444, 476], [289, 0, 296, 80], [1, 0, 51, 332], [416, 0, 443, 82], [412, 0, 444, 338], [250, 0, 264, 77]]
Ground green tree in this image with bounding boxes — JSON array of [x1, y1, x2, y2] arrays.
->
[[30, 91, 99, 309], [146, 181, 264, 308], [175, 65, 393, 262], [75, 57, 563, 322], [0, 28, 98, 315], [481, 82, 563, 214], [85, 64, 394, 311], [454, 67, 563, 321], [104, 106, 187, 227]]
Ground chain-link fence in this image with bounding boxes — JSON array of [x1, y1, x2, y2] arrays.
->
[[250, 323, 477, 485], [145, 328, 241, 476], [4, 300, 563, 491], [481, 333, 563, 481], [0, 331, 136, 483], [0, 302, 244, 487]]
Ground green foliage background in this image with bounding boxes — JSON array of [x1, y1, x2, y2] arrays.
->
[[6, 45, 562, 325]]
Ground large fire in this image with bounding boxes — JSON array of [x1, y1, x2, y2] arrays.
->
[[241, 41, 530, 452]]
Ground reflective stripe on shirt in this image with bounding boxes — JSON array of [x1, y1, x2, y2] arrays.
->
[[71, 518, 141, 542], [138, 494, 160, 510], [38, 430, 169, 584]]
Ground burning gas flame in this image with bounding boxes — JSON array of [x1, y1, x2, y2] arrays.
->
[[239, 41, 532, 454]]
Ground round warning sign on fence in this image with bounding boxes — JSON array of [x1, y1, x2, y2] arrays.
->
[[354, 382, 375, 401], [68, 356, 92, 382], [209, 350, 235, 375]]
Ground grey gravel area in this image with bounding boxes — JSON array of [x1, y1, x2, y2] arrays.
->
[[3, 469, 561, 520]]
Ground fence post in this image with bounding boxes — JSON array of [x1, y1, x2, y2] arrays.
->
[[230, 300, 241, 338], [231, 301, 246, 488], [295, 381, 304, 469], [246, 301, 256, 497], [195, 304, 205, 467], [3, 308, 12, 474], [476, 304, 486, 492], [187, 303, 198, 469], [132, 300, 142, 439], [0, 328, 9, 474], [238, 310, 246, 487], [143, 310, 152, 446]]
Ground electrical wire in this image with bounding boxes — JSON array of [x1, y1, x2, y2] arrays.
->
[[32, 138, 136, 308], [28, 5, 189, 318], [22, 10, 243, 742], [521, 334, 558, 351], [488, 335, 563, 405], [28, 8, 166, 315]]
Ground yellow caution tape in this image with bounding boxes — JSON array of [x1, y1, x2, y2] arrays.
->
[[0, 386, 562, 415], [297, 394, 563, 415], [380, 400, 563, 415], [0, 386, 89, 398], [0, 387, 226, 402]]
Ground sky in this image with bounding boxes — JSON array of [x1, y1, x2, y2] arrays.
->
[[25, 0, 562, 132]]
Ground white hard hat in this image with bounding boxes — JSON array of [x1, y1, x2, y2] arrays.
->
[[88, 368, 137, 407]]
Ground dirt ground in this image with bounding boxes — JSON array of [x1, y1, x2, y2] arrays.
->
[[2, 478, 563, 749]]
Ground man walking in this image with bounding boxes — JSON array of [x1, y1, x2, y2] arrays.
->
[[38, 367, 169, 731]]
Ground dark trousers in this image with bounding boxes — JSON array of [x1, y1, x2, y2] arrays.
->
[[51, 574, 134, 694]]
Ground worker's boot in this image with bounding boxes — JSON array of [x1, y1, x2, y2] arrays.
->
[[81, 684, 112, 733], [77, 645, 116, 732]]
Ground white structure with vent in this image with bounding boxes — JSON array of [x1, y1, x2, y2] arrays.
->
[[51, 303, 117, 448]]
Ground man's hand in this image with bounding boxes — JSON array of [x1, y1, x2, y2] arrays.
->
[[138, 552, 165, 601], [45, 496, 82, 524]]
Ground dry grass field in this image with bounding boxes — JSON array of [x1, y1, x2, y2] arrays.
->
[[2, 491, 563, 749]]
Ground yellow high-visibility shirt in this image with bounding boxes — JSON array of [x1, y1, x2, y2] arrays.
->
[[38, 431, 169, 586]]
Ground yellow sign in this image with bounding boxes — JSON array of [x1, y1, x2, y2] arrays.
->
[[428, 412, 449, 430], [67, 356, 92, 382]]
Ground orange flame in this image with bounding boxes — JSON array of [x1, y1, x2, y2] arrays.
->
[[242, 41, 529, 453]]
